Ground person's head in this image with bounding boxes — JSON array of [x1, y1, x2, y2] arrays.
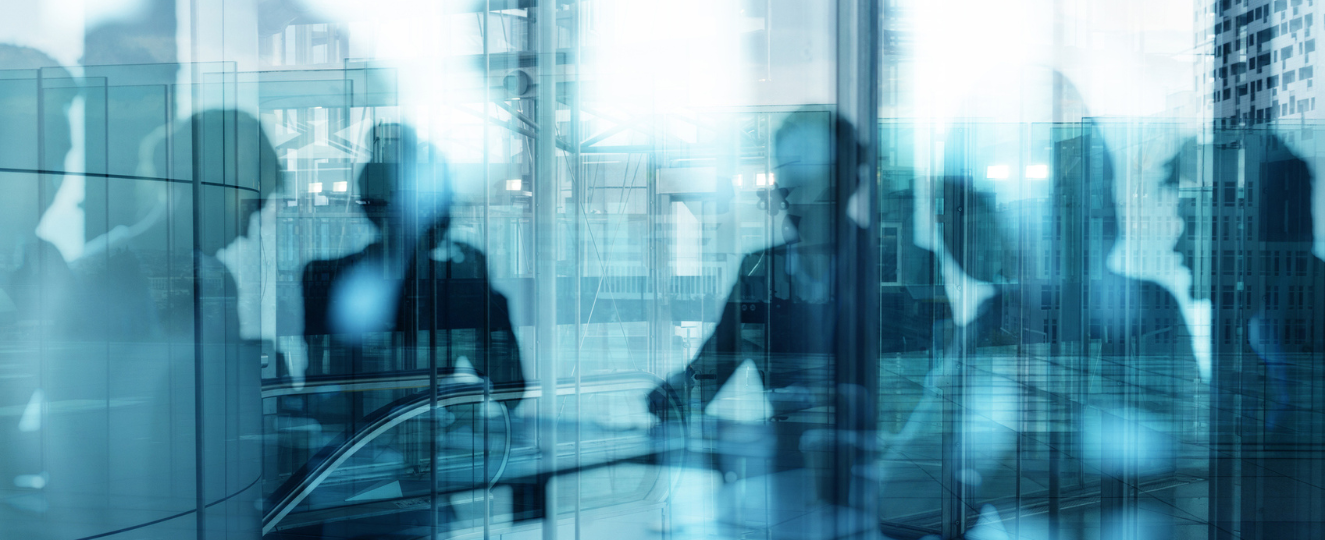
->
[[1165, 132, 1316, 301], [0, 45, 74, 167], [356, 123, 452, 241], [941, 67, 1120, 270], [184, 108, 281, 253], [1253, 134, 1314, 244], [771, 108, 834, 196], [938, 175, 1016, 283], [0, 45, 74, 234], [768, 107, 859, 249]]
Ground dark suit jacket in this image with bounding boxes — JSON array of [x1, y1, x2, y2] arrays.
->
[[301, 241, 525, 397], [666, 244, 838, 418]]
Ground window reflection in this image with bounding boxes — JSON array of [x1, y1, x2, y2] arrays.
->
[[3, 1, 1325, 540]]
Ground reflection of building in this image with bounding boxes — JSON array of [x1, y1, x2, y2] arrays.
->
[[1208, 0, 1322, 126]]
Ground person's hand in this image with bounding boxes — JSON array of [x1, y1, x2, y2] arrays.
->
[[648, 370, 691, 423]]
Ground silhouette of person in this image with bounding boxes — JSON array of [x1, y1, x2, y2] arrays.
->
[[924, 172, 1022, 538], [300, 122, 525, 411], [0, 45, 77, 523], [0, 45, 77, 332], [918, 70, 1200, 538], [653, 110, 837, 409], [649, 109, 887, 537], [292, 122, 526, 539], [1167, 130, 1325, 539], [1043, 134, 1196, 540], [0, 47, 271, 533]]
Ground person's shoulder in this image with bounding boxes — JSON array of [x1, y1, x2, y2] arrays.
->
[[1134, 277, 1183, 307], [449, 241, 486, 263], [438, 240, 492, 276], [309, 251, 363, 270], [196, 250, 230, 275], [302, 252, 363, 283], [739, 247, 777, 272]]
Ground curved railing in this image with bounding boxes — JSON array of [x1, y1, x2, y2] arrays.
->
[[261, 368, 456, 399], [262, 372, 686, 535]]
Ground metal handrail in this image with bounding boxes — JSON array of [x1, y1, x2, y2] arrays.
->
[[262, 372, 684, 535]]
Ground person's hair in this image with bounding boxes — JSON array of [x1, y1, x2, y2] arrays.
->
[[357, 123, 453, 234], [0, 44, 71, 79], [0, 44, 76, 207], [939, 175, 1011, 282], [943, 69, 1122, 255], [1064, 123, 1120, 251], [1254, 134, 1313, 243], [772, 108, 834, 174], [184, 109, 281, 248], [1163, 132, 1314, 244], [0, 44, 74, 115]]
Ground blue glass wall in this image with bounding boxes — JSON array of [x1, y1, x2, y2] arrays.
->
[[1, 2, 1324, 540]]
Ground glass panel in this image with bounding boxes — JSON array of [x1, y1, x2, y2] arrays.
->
[[4, 1, 1325, 539]]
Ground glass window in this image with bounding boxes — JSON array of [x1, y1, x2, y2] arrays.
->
[[5, 1, 1325, 539]]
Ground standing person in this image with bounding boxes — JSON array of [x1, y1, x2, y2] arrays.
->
[[649, 108, 884, 539], [0, 52, 272, 536], [292, 122, 527, 537], [912, 67, 1201, 539], [0, 44, 77, 532], [1168, 131, 1325, 539], [301, 122, 525, 401]]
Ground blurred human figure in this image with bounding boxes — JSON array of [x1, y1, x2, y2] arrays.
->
[[0, 44, 270, 534], [1167, 130, 1325, 539], [919, 68, 1200, 539], [0, 45, 77, 332], [301, 122, 524, 390], [0, 45, 77, 523], [650, 109, 885, 540], [293, 122, 526, 537]]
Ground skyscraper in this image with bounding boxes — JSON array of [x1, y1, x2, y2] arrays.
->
[[1209, 0, 1321, 126]]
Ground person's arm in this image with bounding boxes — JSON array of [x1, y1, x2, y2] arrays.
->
[[650, 256, 759, 420], [484, 285, 526, 396]]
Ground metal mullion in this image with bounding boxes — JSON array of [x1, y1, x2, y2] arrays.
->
[[833, 0, 881, 538]]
